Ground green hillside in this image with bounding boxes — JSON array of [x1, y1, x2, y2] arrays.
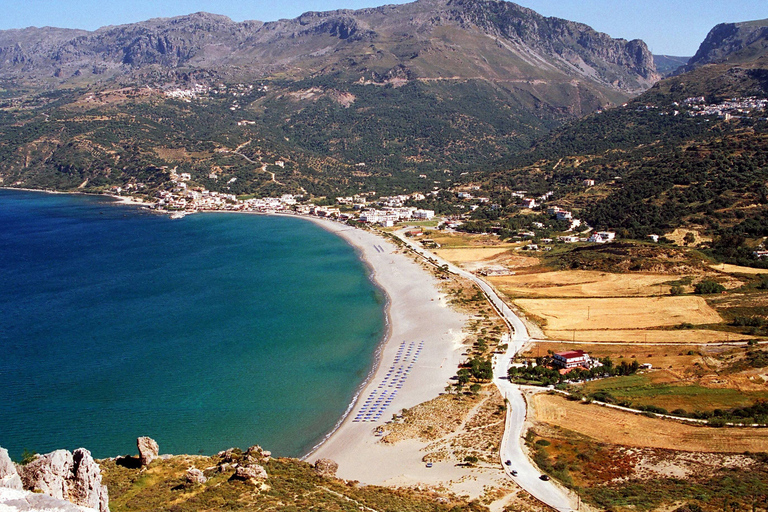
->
[[479, 55, 768, 267]]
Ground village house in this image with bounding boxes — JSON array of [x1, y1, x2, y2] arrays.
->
[[552, 350, 591, 369], [547, 206, 563, 216], [588, 231, 616, 243], [521, 198, 537, 209]]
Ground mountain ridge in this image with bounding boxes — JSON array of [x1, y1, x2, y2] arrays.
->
[[680, 18, 768, 73], [0, 0, 658, 94]]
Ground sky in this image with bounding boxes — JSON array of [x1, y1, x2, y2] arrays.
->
[[1, 0, 766, 56]]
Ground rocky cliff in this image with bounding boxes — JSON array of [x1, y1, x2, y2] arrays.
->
[[681, 18, 768, 72], [0, 447, 109, 512]]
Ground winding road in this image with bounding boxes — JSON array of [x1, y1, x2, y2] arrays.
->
[[392, 229, 574, 512]]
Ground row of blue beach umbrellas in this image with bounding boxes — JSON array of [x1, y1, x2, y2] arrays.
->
[[353, 340, 424, 422]]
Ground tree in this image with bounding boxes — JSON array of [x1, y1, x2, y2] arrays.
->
[[683, 232, 696, 245], [470, 383, 481, 395]]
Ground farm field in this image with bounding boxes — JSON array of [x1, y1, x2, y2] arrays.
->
[[543, 329, 757, 343], [530, 392, 768, 452], [578, 372, 768, 413], [710, 263, 768, 275], [515, 296, 723, 331], [489, 270, 680, 298]]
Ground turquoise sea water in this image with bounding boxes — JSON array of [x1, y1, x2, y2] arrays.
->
[[0, 190, 385, 460]]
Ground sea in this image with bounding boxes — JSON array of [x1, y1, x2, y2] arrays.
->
[[0, 189, 386, 461]]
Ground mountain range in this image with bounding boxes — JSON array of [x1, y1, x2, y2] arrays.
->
[[0, 0, 658, 93], [0, 0, 765, 201]]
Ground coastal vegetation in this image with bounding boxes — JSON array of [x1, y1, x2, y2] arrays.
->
[[101, 452, 486, 512]]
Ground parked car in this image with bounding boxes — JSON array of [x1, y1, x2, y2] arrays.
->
[[426, 462, 433, 468], [511, 470, 518, 476], [504, 460, 511, 466], [540, 474, 550, 481]]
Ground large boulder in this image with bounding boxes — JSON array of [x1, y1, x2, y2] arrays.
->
[[186, 468, 207, 485], [313, 458, 338, 478], [137, 437, 159, 467], [245, 445, 271, 464], [15, 448, 109, 512], [232, 464, 268, 484], [0, 448, 22, 491]]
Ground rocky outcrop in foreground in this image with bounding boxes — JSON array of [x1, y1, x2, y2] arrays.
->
[[0, 448, 23, 490], [0, 446, 109, 512]]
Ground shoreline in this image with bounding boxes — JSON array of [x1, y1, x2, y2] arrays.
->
[[296, 216, 396, 458], [300, 216, 470, 484], [2, 188, 471, 479], [0, 186, 148, 207]]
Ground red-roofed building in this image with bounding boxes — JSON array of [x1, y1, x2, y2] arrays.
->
[[553, 350, 590, 369]]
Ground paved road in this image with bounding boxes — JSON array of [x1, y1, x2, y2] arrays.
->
[[392, 229, 574, 512]]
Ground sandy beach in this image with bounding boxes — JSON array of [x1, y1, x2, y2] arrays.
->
[[303, 217, 473, 485]]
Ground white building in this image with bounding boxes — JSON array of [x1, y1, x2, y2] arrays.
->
[[553, 350, 591, 369], [413, 209, 435, 220], [588, 231, 616, 243]]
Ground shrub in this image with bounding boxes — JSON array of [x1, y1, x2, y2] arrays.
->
[[694, 280, 725, 294]]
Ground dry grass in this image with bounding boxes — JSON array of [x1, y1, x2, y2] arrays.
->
[[491, 270, 684, 298], [515, 296, 723, 331], [381, 393, 478, 444], [710, 263, 768, 275], [380, 387, 506, 464], [544, 329, 757, 343], [530, 393, 768, 453], [667, 228, 713, 245]]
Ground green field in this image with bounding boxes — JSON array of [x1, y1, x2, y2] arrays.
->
[[579, 373, 768, 414]]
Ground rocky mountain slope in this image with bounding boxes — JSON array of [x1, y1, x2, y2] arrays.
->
[[680, 18, 768, 73], [0, 0, 658, 94]]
